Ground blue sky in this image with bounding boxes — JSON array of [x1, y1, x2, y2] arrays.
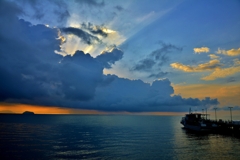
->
[[0, 0, 240, 113]]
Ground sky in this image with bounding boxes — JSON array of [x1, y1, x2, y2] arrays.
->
[[0, 0, 240, 114]]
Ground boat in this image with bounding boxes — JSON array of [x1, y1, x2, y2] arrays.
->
[[180, 111, 240, 133], [180, 113, 215, 131]]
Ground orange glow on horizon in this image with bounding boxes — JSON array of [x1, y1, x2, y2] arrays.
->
[[0, 103, 105, 114], [0, 103, 186, 115], [1, 103, 239, 119]]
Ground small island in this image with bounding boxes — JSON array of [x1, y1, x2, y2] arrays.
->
[[22, 111, 35, 115]]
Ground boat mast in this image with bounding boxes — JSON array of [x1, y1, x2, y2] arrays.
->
[[205, 108, 207, 120], [189, 108, 191, 114]]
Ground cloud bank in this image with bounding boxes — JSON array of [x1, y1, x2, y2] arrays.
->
[[0, 0, 219, 112]]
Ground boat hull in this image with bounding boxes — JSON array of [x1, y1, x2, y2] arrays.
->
[[182, 124, 211, 132]]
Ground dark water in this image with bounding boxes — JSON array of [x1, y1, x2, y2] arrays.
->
[[0, 115, 240, 160]]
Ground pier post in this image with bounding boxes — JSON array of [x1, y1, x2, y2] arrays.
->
[[214, 108, 217, 121], [228, 107, 233, 123], [205, 108, 207, 120]]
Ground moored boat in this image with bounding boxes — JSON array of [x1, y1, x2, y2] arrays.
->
[[180, 112, 240, 133], [180, 113, 214, 131]]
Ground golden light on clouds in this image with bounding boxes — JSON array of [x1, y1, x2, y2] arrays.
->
[[102, 28, 115, 34], [173, 84, 240, 107], [234, 58, 240, 65], [217, 48, 240, 56], [194, 47, 210, 53], [171, 59, 221, 72], [83, 45, 94, 54], [208, 54, 219, 59], [56, 25, 125, 57], [201, 66, 240, 81], [171, 58, 240, 81], [101, 30, 126, 46]]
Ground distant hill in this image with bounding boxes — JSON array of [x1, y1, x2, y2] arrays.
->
[[22, 111, 35, 115]]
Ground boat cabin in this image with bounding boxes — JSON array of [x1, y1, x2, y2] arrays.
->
[[185, 113, 209, 120]]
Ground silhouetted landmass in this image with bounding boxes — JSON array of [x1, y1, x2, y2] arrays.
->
[[22, 111, 35, 115]]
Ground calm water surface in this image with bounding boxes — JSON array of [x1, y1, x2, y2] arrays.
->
[[0, 115, 240, 160]]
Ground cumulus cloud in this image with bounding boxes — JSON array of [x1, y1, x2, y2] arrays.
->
[[58, 51, 103, 100], [96, 48, 124, 68], [201, 66, 240, 81], [217, 48, 240, 56], [0, 0, 219, 112], [0, 1, 105, 102], [194, 47, 210, 53], [171, 59, 221, 72], [76, 76, 219, 112]]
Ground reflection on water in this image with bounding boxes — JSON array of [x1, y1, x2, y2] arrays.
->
[[174, 126, 240, 160], [0, 115, 240, 159]]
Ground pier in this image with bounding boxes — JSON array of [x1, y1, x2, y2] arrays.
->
[[210, 119, 240, 132], [181, 111, 240, 133]]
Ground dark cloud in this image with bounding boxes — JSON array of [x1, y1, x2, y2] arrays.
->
[[61, 23, 109, 45], [81, 22, 108, 37], [58, 51, 103, 100], [75, 76, 219, 112], [0, 0, 23, 20], [96, 48, 124, 68], [13, 0, 70, 25], [54, 10, 70, 22], [115, 5, 124, 11], [18, 0, 44, 20], [132, 59, 156, 71], [0, 1, 219, 112], [226, 77, 236, 83], [61, 27, 101, 45], [153, 41, 183, 57], [148, 71, 168, 78], [74, 0, 105, 7], [132, 42, 183, 73], [0, 1, 104, 102], [0, 18, 104, 102]]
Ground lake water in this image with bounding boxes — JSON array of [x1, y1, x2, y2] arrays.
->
[[0, 115, 240, 160]]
